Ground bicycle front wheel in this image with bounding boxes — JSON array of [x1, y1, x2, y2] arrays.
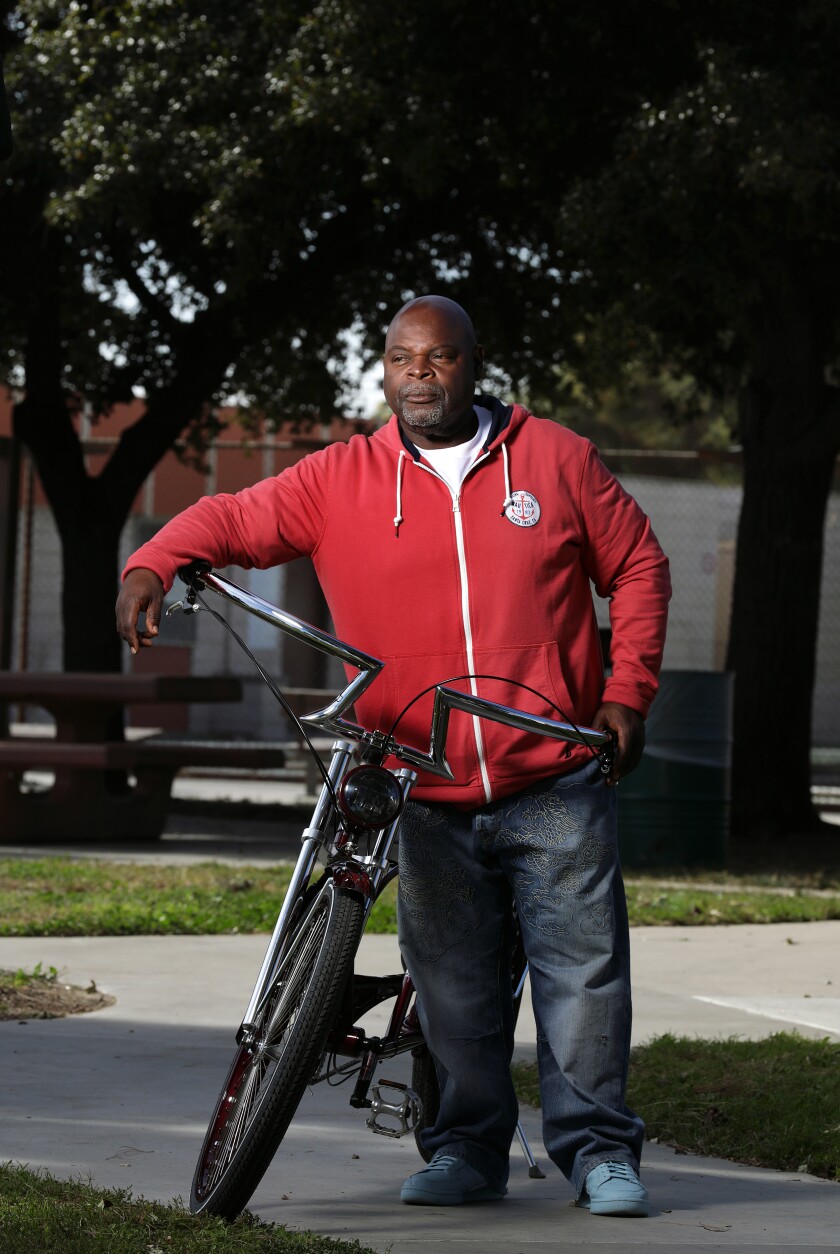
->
[[190, 878, 365, 1219]]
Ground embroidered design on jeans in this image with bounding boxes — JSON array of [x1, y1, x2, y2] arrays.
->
[[496, 798, 610, 939], [498, 793, 582, 847], [399, 805, 479, 961], [578, 898, 612, 935]]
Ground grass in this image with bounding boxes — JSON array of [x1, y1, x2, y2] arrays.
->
[[623, 882, 840, 925], [1, 858, 839, 936], [512, 1031, 840, 1181], [0, 860, 397, 937], [627, 862, 840, 892], [0, 1162, 376, 1254], [0, 961, 58, 1016], [1, 960, 58, 987]]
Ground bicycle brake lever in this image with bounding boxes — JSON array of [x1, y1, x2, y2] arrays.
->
[[597, 733, 616, 776], [165, 599, 201, 617], [166, 574, 205, 617]]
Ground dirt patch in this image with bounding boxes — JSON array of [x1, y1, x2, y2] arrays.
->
[[0, 970, 115, 1021]]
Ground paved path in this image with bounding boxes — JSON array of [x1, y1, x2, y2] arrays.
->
[[2, 785, 838, 1249], [2, 922, 838, 1252]]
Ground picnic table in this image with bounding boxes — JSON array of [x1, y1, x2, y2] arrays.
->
[[0, 672, 286, 843]]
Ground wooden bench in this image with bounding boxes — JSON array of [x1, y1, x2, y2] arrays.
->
[[0, 671, 277, 843], [0, 734, 288, 844], [0, 736, 287, 774], [0, 740, 139, 770]]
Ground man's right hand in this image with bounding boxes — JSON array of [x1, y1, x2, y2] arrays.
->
[[116, 569, 165, 654]]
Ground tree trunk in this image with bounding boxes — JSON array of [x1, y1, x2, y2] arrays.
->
[[726, 285, 840, 840], [14, 226, 232, 677], [60, 481, 125, 675], [14, 380, 217, 677]]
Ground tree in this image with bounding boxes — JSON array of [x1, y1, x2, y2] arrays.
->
[[535, 2, 840, 839], [2, 0, 394, 674], [166, 0, 840, 841], [1, 0, 703, 674], [0, 58, 10, 157], [4, 2, 835, 838]]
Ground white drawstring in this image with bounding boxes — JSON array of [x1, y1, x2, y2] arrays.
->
[[395, 437, 511, 532], [500, 441, 514, 515], [394, 449, 407, 537]]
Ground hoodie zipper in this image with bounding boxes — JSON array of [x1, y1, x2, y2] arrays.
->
[[414, 458, 494, 803]]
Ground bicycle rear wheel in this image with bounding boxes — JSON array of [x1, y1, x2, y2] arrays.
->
[[411, 1045, 440, 1162], [190, 878, 365, 1219]]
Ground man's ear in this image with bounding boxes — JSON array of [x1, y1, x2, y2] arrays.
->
[[474, 345, 485, 381]]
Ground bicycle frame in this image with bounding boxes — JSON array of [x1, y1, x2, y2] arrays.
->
[[176, 565, 612, 1135]]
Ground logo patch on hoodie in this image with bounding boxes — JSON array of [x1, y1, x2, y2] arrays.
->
[[504, 491, 541, 528]]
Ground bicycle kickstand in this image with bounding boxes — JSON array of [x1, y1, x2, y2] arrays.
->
[[515, 1120, 546, 1179]]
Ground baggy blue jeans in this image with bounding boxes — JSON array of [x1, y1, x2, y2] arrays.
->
[[397, 758, 644, 1198]]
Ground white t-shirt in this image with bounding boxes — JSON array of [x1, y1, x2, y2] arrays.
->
[[419, 406, 493, 494]]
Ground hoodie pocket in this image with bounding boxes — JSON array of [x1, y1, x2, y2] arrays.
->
[[373, 649, 483, 794], [470, 642, 578, 785]]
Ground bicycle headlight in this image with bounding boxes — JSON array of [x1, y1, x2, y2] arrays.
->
[[337, 766, 404, 830]]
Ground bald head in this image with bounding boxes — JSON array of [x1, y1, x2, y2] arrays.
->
[[386, 296, 477, 349], [383, 295, 485, 449]]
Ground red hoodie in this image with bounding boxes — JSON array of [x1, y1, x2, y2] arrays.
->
[[124, 399, 671, 806]]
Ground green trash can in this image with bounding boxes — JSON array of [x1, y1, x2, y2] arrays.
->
[[617, 671, 733, 869]]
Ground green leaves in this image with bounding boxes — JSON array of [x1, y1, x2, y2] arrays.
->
[[6, 2, 840, 413], [10, 960, 59, 987]]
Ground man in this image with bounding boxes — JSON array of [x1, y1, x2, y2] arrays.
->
[[116, 295, 670, 1217]]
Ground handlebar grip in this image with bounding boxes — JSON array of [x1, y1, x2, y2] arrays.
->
[[177, 560, 212, 587]]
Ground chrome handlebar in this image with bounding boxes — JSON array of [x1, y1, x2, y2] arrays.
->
[[177, 565, 611, 778]]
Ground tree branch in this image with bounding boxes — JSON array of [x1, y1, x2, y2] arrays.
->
[[99, 308, 237, 507], [108, 231, 184, 338]]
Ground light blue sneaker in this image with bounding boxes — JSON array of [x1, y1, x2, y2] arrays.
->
[[577, 1161, 649, 1217], [400, 1154, 507, 1206]]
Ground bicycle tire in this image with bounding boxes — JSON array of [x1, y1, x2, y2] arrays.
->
[[190, 878, 365, 1219], [411, 1045, 440, 1162]]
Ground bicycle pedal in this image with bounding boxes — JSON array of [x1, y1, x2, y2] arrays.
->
[[365, 1080, 423, 1139]]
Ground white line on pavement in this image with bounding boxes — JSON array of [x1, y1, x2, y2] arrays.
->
[[693, 995, 840, 1036]]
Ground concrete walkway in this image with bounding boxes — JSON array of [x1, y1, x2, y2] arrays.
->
[[2, 781, 839, 1250], [2, 919, 838, 1252]]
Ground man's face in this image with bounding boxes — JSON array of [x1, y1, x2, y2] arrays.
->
[[383, 302, 483, 447]]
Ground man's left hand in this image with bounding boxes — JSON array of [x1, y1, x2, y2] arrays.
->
[[591, 702, 645, 786]]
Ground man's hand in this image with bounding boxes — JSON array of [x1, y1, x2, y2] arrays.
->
[[116, 569, 165, 654], [591, 701, 645, 786]]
